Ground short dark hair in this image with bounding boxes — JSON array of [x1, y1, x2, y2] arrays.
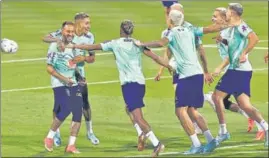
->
[[228, 3, 243, 16], [61, 21, 74, 28], [74, 12, 89, 20], [120, 20, 134, 35]]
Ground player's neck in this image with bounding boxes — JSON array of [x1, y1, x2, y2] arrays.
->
[[120, 33, 131, 38], [230, 16, 242, 26]]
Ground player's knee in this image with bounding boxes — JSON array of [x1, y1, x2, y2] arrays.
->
[[212, 93, 223, 105]]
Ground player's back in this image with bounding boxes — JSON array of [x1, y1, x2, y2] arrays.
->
[[167, 25, 203, 79], [101, 37, 145, 85]]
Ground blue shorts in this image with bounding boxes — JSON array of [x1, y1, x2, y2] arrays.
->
[[175, 74, 204, 108], [121, 82, 145, 112], [53, 86, 83, 122], [216, 69, 252, 98], [172, 72, 179, 84], [162, 0, 178, 8]]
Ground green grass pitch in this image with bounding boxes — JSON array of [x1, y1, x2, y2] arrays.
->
[[1, 1, 268, 157]]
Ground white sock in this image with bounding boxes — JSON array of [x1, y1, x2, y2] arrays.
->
[[47, 129, 56, 139], [260, 120, 269, 131], [237, 108, 249, 118], [56, 128, 60, 135], [219, 124, 228, 135], [86, 121, 93, 134], [203, 130, 214, 143], [68, 136, 77, 145], [146, 131, 159, 147], [255, 121, 263, 131], [134, 123, 143, 136], [190, 134, 201, 147]]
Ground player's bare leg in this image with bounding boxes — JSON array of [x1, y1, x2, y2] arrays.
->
[[236, 93, 268, 147], [212, 90, 230, 143], [52, 111, 61, 147], [175, 107, 203, 154], [131, 108, 164, 157], [65, 122, 81, 154], [188, 107, 218, 153], [44, 117, 63, 152], [80, 85, 99, 145], [125, 106, 144, 151]]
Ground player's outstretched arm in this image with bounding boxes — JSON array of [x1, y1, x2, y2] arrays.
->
[[136, 37, 169, 48], [46, 64, 74, 86], [143, 48, 173, 71], [67, 43, 102, 51], [202, 24, 229, 34], [42, 34, 61, 43]]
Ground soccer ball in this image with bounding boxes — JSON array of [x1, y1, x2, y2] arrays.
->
[[0, 38, 18, 53]]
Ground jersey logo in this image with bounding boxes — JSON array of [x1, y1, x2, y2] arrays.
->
[[242, 25, 247, 32], [124, 38, 132, 42]]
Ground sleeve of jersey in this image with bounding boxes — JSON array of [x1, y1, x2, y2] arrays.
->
[[47, 44, 56, 66], [163, 30, 173, 42], [100, 41, 113, 52], [193, 27, 204, 37], [238, 23, 253, 37], [49, 29, 62, 38]]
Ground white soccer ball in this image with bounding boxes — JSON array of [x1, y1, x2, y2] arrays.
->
[[0, 39, 18, 53]]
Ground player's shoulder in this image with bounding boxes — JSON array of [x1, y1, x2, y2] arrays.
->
[[237, 20, 252, 31], [183, 21, 193, 27], [162, 28, 173, 38]]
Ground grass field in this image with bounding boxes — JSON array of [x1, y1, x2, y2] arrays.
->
[[1, 0, 268, 157]]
